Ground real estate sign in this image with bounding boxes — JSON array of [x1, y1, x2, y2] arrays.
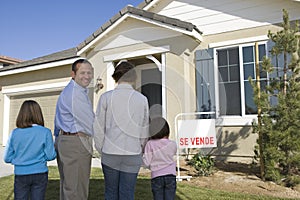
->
[[178, 119, 216, 148]]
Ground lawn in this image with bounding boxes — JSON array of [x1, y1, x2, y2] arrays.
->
[[0, 166, 293, 200]]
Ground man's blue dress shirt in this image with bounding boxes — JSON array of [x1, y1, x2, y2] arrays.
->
[[54, 79, 94, 137]]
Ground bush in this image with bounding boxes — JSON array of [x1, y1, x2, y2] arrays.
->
[[188, 152, 214, 176], [284, 175, 300, 188]]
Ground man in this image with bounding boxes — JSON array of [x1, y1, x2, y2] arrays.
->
[[54, 59, 94, 200]]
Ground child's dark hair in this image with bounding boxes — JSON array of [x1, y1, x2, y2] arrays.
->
[[150, 117, 170, 139], [16, 100, 44, 128]]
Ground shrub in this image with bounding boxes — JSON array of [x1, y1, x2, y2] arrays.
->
[[188, 152, 214, 176]]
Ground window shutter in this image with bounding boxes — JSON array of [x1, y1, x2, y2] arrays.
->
[[267, 40, 290, 106], [268, 40, 285, 79], [195, 48, 215, 118], [267, 40, 278, 106]]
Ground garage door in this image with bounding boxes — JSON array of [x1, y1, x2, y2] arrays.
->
[[9, 91, 61, 135]]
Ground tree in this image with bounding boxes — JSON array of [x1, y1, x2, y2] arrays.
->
[[251, 9, 300, 186]]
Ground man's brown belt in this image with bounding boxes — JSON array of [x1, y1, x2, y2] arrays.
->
[[60, 130, 89, 137]]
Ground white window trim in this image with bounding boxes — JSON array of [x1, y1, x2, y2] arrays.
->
[[213, 40, 268, 126]]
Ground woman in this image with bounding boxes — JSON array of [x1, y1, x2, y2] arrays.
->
[[94, 61, 149, 200]]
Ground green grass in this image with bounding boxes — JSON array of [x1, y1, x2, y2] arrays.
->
[[0, 166, 295, 200]]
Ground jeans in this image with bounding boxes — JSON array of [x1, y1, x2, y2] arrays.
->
[[102, 163, 139, 200], [14, 172, 48, 200], [151, 175, 176, 200]]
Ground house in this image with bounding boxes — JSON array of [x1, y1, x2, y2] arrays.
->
[[1, 0, 299, 163]]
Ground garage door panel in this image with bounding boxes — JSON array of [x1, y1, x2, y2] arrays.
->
[[9, 91, 61, 135]]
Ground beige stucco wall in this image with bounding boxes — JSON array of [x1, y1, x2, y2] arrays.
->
[[164, 52, 198, 139], [0, 65, 70, 87], [200, 24, 284, 48], [0, 65, 72, 145], [214, 126, 257, 163]]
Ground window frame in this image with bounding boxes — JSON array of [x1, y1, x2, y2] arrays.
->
[[213, 41, 268, 126]]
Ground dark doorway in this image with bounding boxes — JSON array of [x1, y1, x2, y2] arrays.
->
[[141, 68, 162, 118]]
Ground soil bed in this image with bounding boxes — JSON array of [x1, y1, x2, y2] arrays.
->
[[177, 161, 300, 199]]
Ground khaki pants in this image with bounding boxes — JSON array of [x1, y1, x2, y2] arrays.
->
[[56, 135, 92, 200]]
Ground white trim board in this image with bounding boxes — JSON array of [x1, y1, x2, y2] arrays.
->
[[103, 46, 170, 62], [0, 58, 80, 76], [2, 81, 69, 96], [209, 35, 269, 48]]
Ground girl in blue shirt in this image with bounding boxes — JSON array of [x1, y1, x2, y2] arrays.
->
[[4, 100, 56, 200]]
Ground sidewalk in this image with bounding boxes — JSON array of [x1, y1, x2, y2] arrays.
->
[[0, 146, 101, 178]]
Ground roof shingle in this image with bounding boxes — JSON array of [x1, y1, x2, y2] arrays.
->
[[0, 48, 78, 72]]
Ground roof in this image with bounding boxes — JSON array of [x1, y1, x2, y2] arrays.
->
[[0, 48, 78, 72], [76, 5, 202, 51], [0, 55, 23, 65], [136, 0, 154, 9], [3, 3, 201, 73]]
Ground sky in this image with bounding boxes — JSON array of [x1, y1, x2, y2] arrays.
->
[[0, 0, 144, 61]]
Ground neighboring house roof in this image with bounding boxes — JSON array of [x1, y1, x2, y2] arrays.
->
[[0, 48, 78, 72], [0, 55, 23, 65], [76, 5, 202, 53]]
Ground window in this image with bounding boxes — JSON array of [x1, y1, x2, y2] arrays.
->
[[217, 43, 266, 116]]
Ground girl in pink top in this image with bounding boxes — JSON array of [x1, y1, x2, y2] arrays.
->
[[143, 117, 177, 200]]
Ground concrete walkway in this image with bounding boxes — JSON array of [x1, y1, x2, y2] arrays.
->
[[0, 146, 101, 178], [0, 146, 14, 177]]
